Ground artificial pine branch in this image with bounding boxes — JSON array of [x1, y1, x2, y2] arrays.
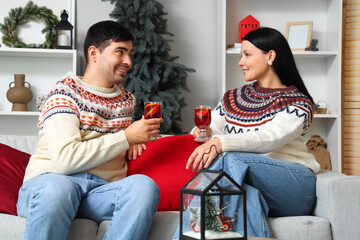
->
[[103, 0, 196, 134]]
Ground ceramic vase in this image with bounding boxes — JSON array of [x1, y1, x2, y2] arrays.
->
[[6, 74, 33, 111]]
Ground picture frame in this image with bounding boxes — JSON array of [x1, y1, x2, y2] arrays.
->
[[285, 21, 313, 51]]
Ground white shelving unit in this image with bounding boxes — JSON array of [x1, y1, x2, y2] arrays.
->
[[217, 0, 342, 171], [0, 48, 77, 136]]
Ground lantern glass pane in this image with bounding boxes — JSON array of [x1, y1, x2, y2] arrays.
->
[[213, 175, 236, 191], [180, 170, 247, 239], [181, 193, 201, 235], [184, 171, 219, 190], [181, 193, 246, 239], [57, 30, 71, 47]]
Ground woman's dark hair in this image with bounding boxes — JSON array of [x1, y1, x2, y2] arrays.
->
[[244, 27, 314, 103], [83, 20, 134, 64]]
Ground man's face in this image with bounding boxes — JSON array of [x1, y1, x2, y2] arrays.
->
[[97, 40, 133, 87]]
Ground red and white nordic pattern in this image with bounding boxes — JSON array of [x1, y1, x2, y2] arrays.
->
[[216, 82, 314, 135], [38, 77, 135, 133]]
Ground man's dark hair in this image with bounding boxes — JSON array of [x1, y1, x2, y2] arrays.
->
[[83, 20, 134, 64]]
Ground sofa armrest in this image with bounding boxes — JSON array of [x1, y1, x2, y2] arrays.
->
[[313, 169, 360, 240]]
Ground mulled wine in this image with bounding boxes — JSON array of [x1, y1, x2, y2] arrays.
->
[[194, 105, 211, 142], [144, 102, 162, 119]]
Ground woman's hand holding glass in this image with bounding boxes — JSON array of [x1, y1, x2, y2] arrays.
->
[[192, 126, 212, 140]]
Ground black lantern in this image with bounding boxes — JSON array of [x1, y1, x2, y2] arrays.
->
[[180, 169, 247, 240], [55, 10, 73, 49]]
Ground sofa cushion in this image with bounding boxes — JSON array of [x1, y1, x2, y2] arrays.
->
[[66, 218, 99, 240], [0, 213, 99, 240], [268, 216, 331, 240], [97, 211, 180, 240], [0, 135, 39, 155], [0, 213, 26, 239], [127, 134, 200, 211], [0, 144, 31, 215]]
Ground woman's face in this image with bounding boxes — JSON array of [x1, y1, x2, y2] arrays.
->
[[238, 40, 270, 82]]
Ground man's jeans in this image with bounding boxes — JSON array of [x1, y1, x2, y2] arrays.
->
[[173, 152, 316, 238], [17, 172, 160, 240]]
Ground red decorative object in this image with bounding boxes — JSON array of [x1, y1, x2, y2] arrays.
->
[[239, 15, 260, 43], [0, 144, 31, 215], [127, 134, 200, 211]]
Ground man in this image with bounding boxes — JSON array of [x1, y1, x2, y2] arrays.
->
[[16, 20, 163, 240]]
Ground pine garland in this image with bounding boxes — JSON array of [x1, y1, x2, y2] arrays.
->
[[103, 0, 196, 134], [0, 1, 58, 48]]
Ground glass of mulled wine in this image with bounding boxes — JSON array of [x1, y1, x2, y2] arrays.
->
[[144, 101, 162, 138], [194, 105, 211, 142]]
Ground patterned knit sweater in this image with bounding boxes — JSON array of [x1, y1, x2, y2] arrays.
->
[[210, 81, 320, 174], [23, 72, 135, 182]]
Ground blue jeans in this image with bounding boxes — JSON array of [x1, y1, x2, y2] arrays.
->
[[17, 172, 160, 240], [173, 152, 316, 238]]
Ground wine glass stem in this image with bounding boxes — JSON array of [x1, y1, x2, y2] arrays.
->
[[200, 128, 206, 138]]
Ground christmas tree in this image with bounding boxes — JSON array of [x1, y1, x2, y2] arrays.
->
[[204, 196, 223, 231], [189, 196, 223, 232], [102, 0, 195, 134]]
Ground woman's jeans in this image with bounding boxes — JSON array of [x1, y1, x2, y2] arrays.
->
[[17, 172, 160, 240], [173, 152, 316, 239]]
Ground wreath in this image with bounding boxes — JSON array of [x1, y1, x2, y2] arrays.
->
[[0, 1, 59, 49]]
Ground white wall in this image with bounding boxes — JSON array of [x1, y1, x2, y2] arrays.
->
[[76, 0, 218, 132], [156, 0, 218, 132], [76, 0, 113, 73]]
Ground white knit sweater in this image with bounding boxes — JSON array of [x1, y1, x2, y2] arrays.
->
[[23, 72, 134, 182], [209, 82, 320, 174]]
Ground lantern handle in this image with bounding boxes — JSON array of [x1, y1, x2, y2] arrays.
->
[[201, 144, 224, 170]]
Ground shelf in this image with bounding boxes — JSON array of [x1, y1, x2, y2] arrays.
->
[[226, 49, 338, 57], [292, 51, 338, 58], [219, 0, 343, 172], [0, 48, 76, 59], [0, 47, 77, 123], [314, 114, 337, 119], [0, 111, 40, 116]]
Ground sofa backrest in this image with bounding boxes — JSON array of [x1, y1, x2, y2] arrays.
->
[[0, 135, 39, 155]]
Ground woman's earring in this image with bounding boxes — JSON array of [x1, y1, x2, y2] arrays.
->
[[268, 60, 272, 66]]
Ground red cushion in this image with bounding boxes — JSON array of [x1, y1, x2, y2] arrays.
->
[[127, 134, 200, 211], [0, 143, 30, 215]]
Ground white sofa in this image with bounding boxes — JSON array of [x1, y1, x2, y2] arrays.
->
[[1, 135, 360, 240]]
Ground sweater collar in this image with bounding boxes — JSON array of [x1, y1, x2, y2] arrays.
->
[[252, 81, 297, 94], [65, 72, 124, 97]]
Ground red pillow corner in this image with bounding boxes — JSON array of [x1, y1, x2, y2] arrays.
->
[[0, 143, 30, 215], [127, 134, 200, 211]]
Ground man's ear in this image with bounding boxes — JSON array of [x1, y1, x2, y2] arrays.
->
[[88, 46, 98, 63]]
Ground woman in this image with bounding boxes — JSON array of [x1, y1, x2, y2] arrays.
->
[[175, 27, 320, 238]]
